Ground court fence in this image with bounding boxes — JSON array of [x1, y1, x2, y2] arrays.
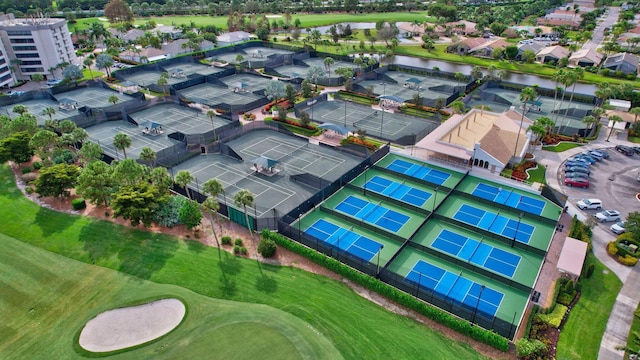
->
[[377, 267, 518, 339]]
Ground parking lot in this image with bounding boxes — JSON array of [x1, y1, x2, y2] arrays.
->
[[558, 146, 640, 233]]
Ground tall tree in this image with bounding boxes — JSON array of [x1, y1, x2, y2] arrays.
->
[[581, 115, 597, 138], [323, 57, 335, 76], [234, 189, 254, 236], [158, 71, 169, 97], [178, 199, 203, 231], [606, 115, 623, 142], [83, 58, 95, 80], [76, 160, 115, 206], [112, 183, 165, 227], [42, 107, 56, 121], [139, 146, 156, 168], [513, 87, 537, 163], [0, 131, 34, 164], [264, 80, 286, 102], [306, 65, 325, 92], [206, 110, 217, 141], [104, 0, 134, 23], [113, 132, 132, 159], [63, 65, 83, 86], [29, 129, 59, 161], [78, 142, 104, 165], [108, 95, 120, 106], [175, 170, 194, 200], [96, 54, 114, 78]]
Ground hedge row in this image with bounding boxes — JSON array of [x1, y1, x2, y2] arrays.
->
[[536, 304, 568, 329], [261, 229, 510, 351]]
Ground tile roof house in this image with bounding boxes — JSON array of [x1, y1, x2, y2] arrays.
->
[[121, 29, 146, 42], [217, 31, 252, 46], [603, 52, 639, 75], [413, 107, 533, 172], [397, 22, 425, 36], [536, 45, 570, 64], [447, 37, 488, 55], [468, 39, 510, 58], [568, 48, 604, 67], [444, 20, 479, 36], [517, 42, 545, 60], [161, 38, 215, 56], [118, 47, 169, 63], [154, 25, 182, 39]]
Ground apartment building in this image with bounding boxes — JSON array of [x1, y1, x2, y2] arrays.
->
[[0, 13, 77, 82], [0, 39, 15, 87]]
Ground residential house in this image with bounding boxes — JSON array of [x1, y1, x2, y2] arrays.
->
[[121, 29, 146, 43], [447, 37, 487, 55], [468, 38, 510, 58], [444, 20, 478, 36], [161, 38, 215, 56], [568, 48, 603, 67], [517, 42, 545, 61], [536, 45, 569, 64], [154, 25, 182, 40], [397, 22, 425, 37], [118, 47, 169, 64], [510, 25, 553, 37], [216, 31, 251, 46], [603, 52, 639, 75], [413, 107, 533, 172]]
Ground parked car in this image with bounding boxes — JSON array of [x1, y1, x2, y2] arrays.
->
[[564, 166, 590, 174], [576, 198, 602, 210], [595, 210, 621, 223], [590, 149, 610, 159], [633, 147, 640, 155], [581, 151, 601, 161], [568, 156, 593, 164], [565, 161, 590, 169], [564, 171, 589, 179], [610, 221, 627, 235], [573, 154, 597, 164], [564, 177, 589, 188], [6, 90, 25, 96], [616, 145, 634, 156]]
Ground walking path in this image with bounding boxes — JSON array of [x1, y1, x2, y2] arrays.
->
[[533, 123, 640, 359]]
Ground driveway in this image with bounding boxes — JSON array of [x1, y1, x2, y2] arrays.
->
[[582, 7, 620, 50]]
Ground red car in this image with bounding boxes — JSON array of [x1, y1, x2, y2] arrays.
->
[[564, 177, 589, 188]]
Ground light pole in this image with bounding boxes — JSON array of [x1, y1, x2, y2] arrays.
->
[[344, 97, 347, 127], [472, 285, 485, 324], [512, 212, 523, 247], [376, 244, 384, 276], [379, 82, 386, 139], [432, 186, 439, 213]]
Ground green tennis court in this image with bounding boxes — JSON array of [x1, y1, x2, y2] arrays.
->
[[163, 62, 225, 77], [0, 99, 74, 126], [129, 103, 230, 135], [120, 70, 184, 87], [374, 153, 464, 189], [54, 88, 131, 109], [178, 82, 262, 106]]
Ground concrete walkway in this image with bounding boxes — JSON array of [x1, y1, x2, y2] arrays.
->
[[582, 7, 620, 51], [535, 124, 640, 359]]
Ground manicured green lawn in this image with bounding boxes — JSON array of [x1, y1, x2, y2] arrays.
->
[[542, 142, 584, 152], [81, 69, 104, 81], [0, 232, 340, 359], [526, 163, 546, 184], [624, 303, 640, 358], [556, 254, 622, 360], [0, 166, 487, 360]]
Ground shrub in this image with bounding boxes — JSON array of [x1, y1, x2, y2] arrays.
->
[[261, 229, 510, 351], [21, 166, 32, 174], [221, 236, 233, 245], [32, 162, 43, 170], [20, 172, 38, 184], [536, 304, 568, 328], [257, 238, 277, 258], [152, 196, 188, 228], [515, 338, 548, 359], [618, 254, 638, 266], [607, 241, 619, 256], [71, 198, 86, 210], [233, 245, 241, 254], [25, 186, 34, 194], [234, 238, 243, 246], [240, 246, 248, 255], [557, 292, 574, 306], [585, 263, 595, 278]]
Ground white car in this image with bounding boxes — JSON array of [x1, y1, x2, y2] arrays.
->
[[576, 198, 602, 210], [595, 210, 622, 223], [610, 221, 626, 235]]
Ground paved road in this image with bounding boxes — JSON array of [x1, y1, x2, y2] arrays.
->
[[582, 7, 620, 50], [537, 122, 640, 360]]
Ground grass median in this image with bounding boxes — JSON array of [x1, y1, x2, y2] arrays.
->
[[0, 165, 487, 360]]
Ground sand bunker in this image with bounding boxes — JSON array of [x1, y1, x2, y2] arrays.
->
[[79, 298, 185, 352]]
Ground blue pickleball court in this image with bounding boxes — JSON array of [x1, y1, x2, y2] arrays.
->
[[304, 219, 383, 261], [453, 204, 534, 244], [431, 229, 521, 277], [335, 195, 410, 233], [471, 183, 546, 216], [364, 175, 432, 207], [405, 260, 503, 318], [385, 159, 451, 186]]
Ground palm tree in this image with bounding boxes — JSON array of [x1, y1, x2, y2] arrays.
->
[[234, 189, 254, 237], [175, 170, 194, 200], [606, 115, 622, 142], [550, 69, 565, 132], [527, 122, 546, 155], [113, 132, 132, 159], [206, 110, 217, 141], [629, 107, 640, 124], [108, 95, 119, 106], [139, 146, 156, 168], [202, 197, 221, 247], [560, 68, 584, 133], [83, 58, 95, 80], [202, 178, 224, 245], [157, 72, 169, 98], [581, 115, 597, 138], [323, 57, 334, 76], [42, 107, 56, 121], [554, 70, 576, 134], [513, 87, 537, 163]]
